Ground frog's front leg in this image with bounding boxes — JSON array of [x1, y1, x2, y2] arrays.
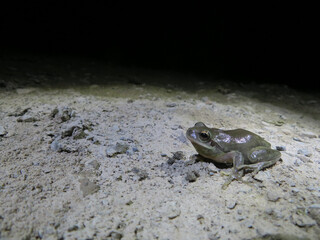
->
[[216, 151, 245, 189], [237, 147, 281, 176]]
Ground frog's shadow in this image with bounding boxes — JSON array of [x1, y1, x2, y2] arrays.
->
[[194, 154, 231, 169], [195, 154, 283, 171]]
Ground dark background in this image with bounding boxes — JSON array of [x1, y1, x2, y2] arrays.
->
[[0, 2, 312, 90]]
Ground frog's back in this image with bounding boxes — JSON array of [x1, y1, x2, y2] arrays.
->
[[212, 128, 271, 155]]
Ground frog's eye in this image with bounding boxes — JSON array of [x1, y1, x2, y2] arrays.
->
[[199, 130, 210, 141]]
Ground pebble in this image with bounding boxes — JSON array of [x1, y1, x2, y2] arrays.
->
[[253, 171, 270, 182], [300, 131, 318, 138], [297, 149, 312, 157], [17, 115, 39, 122], [276, 146, 286, 151], [291, 213, 317, 228], [132, 146, 139, 152], [165, 201, 181, 219], [108, 231, 123, 240], [61, 124, 77, 138], [307, 204, 320, 226], [167, 157, 175, 165], [16, 88, 37, 94], [112, 125, 120, 132], [266, 192, 280, 202], [88, 160, 100, 170], [8, 107, 31, 117], [106, 142, 129, 157], [293, 137, 303, 142], [0, 125, 7, 136], [185, 171, 199, 182], [291, 188, 300, 195], [201, 96, 209, 102], [166, 103, 177, 107], [172, 151, 185, 160], [51, 107, 76, 122], [79, 178, 100, 197], [226, 199, 237, 209], [67, 225, 79, 232], [131, 167, 148, 181], [72, 128, 87, 139]]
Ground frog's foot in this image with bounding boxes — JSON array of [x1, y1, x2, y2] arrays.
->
[[236, 159, 278, 177], [221, 169, 244, 190]]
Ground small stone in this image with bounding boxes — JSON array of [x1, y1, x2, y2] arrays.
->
[[287, 179, 296, 187], [108, 231, 123, 240], [253, 171, 270, 182], [185, 154, 198, 165], [265, 208, 273, 215], [267, 192, 280, 202], [112, 125, 120, 132], [61, 125, 76, 138], [226, 199, 237, 209], [43, 168, 51, 174], [307, 204, 320, 226], [88, 160, 100, 170], [160, 153, 167, 157], [50, 138, 61, 151], [201, 96, 209, 102], [16, 88, 36, 94], [67, 225, 79, 232], [50, 107, 59, 118], [300, 132, 317, 138], [276, 146, 286, 151], [172, 151, 185, 160], [79, 178, 100, 197], [132, 167, 148, 181], [291, 213, 317, 228], [167, 158, 175, 165], [0, 126, 7, 137], [166, 103, 177, 107], [8, 107, 31, 117], [72, 128, 87, 139], [51, 107, 75, 122], [293, 137, 303, 142], [297, 149, 312, 157], [291, 188, 300, 195], [17, 115, 39, 122], [165, 201, 181, 219], [106, 142, 129, 157], [132, 146, 139, 152], [185, 171, 200, 182], [171, 125, 179, 130], [207, 164, 218, 175]]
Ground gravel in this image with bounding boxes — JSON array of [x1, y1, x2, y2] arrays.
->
[[1, 56, 320, 240]]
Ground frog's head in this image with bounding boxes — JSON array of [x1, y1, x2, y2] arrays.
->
[[186, 122, 213, 152]]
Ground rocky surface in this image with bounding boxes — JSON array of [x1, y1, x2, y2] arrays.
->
[[0, 55, 320, 240]]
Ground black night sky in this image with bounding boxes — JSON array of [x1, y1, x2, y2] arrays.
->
[[0, 2, 312, 90]]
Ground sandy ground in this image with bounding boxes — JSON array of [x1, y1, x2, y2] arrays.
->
[[0, 55, 320, 240]]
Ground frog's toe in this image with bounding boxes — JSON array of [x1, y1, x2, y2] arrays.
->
[[220, 170, 231, 177], [222, 178, 233, 190], [221, 171, 243, 189]]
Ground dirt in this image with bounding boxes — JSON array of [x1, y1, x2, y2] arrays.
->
[[0, 55, 320, 240]]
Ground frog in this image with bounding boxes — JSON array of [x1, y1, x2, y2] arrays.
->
[[186, 122, 281, 188]]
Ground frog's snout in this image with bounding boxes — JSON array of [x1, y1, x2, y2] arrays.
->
[[186, 129, 197, 141]]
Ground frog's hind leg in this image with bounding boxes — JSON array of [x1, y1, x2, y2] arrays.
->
[[236, 147, 281, 176]]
